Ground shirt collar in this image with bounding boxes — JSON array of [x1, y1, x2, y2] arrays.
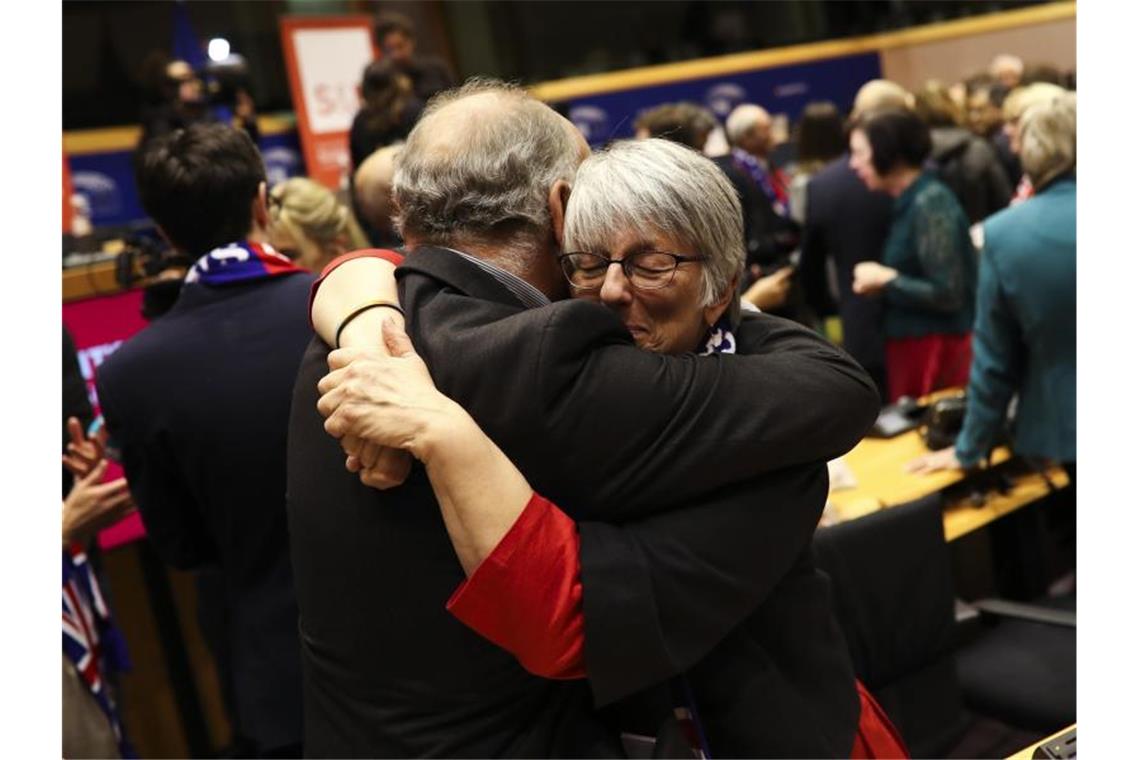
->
[[440, 247, 551, 309]]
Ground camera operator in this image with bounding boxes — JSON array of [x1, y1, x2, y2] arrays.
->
[[138, 55, 258, 151]]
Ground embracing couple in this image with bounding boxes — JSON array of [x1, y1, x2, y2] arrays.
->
[[288, 80, 904, 758]]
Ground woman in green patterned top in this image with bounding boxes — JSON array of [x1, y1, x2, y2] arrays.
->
[[848, 108, 977, 402]]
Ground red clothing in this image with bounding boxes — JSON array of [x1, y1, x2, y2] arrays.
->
[[448, 493, 909, 758], [307, 248, 405, 329], [850, 681, 910, 759], [885, 333, 972, 403], [447, 493, 586, 679], [311, 248, 907, 757]]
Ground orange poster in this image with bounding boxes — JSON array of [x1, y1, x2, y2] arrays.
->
[[279, 15, 377, 190]]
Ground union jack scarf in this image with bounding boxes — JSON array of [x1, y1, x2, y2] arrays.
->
[[184, 240, 306, 287], [63, 543, 134, 758]]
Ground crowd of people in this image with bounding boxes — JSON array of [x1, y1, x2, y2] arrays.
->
[[62, 32, 1076, 759]]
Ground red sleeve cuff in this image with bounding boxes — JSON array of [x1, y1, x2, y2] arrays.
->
[[307, 248, 405, 330], [447, 492, 586, 680]]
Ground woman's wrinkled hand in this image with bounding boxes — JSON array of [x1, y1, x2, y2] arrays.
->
[[316, 320, 459, 487]]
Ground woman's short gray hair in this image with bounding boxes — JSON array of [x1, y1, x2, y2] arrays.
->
[[1019, 91, 1076, 190], [393, 78, 580, 246], [564, 138, 745, 309]]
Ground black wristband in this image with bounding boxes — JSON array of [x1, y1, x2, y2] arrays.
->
[[334, 301, 405, 349]]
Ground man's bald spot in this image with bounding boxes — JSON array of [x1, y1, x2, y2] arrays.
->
[[355, 144, 401, 230]]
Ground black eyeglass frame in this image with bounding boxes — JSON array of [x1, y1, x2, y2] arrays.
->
[[557, 250, 709, 292]]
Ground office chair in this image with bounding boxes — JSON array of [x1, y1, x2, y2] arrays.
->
[[813, 493, 1075, 758]]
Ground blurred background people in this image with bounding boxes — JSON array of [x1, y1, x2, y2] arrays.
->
[[910, 93, 1075, 477], [349, 59, 422, 246], [268, 177, 368, 272], [914, 80, 1012, 225], [633, 101, 716, 150], [372, 10, 454, 104], [798, 79, 910, 399], [1002, 82, 1067, 204], [963, 73, 1019, 188], [138, 54, 258, 151], [353, 144, 403, 248], [722, 103, 807, 322], [849, 108, 976, 402], [62, 410, 135, 760], [349, 59, 423, 173], [787, 101, 847, 224], [63, 328, 95, 496], [989, 53, 1024, 89]]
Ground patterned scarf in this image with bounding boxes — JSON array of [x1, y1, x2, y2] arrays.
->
[[63, 543, 134, 758], [699, 312, 738, 356], [184, 240, 306, 287], [731, 148, 789, 217]]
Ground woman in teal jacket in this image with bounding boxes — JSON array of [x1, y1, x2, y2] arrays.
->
[[849, 108, 977, 401], [911, 93, 1076, 474]]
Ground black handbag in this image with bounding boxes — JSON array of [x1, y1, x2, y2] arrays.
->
[[919, 392, 968, 450]]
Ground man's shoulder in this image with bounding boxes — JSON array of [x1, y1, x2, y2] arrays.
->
[[101, 275, 315, 386], [736, 311, 826, 353]]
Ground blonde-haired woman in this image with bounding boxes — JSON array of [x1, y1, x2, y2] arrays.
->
[[268, 178, 368, 272]]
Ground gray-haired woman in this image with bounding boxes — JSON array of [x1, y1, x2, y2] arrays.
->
[[309, 139, 904, 757]]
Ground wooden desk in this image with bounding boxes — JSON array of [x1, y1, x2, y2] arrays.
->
[[827, 430, 1069, 541], [1006, 723, 1075, 759]]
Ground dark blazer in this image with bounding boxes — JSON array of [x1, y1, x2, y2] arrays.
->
[[800, 155, 894, 395], [288, 247, 878, 756], [97, 272, 314, 753], [929, 126, 1012, 225]]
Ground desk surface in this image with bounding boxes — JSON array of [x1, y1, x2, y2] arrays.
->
[[827, 429, 1069, 541], [1006, 724, 1075, 760]]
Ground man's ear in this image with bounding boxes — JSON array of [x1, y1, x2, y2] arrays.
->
[[252, 181, 269, 231], [548, 180, 572, 247]]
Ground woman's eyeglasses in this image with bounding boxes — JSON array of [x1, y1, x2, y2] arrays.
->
[[558, 251, 707, 292]]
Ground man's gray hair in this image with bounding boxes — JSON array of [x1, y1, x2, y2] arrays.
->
[[392, 78, 580, 246], [564, 138, 744, 309], [1019, 91, 1076, 190], [725, 104, 769, 146]]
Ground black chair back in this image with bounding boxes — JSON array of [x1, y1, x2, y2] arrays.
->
[[814, 494, 969, 757]]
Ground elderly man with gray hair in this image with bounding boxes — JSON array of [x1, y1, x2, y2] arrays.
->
[[289, 79, 879, 756], [717, 103, 807, 322]]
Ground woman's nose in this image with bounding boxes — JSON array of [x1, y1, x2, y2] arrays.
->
[[598, 262, 633, 305]]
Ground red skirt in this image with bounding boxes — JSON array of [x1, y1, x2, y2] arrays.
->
[[850, 680, 910, 758], [885, 333, 972, 402]]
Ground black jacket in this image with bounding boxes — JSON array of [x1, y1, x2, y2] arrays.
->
[[929, 126, 1012, 225], [800, 155, 894, 394], [288, 247, 878, 756], [97, 272, 314, 753]]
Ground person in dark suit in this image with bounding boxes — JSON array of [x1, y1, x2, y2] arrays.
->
[[96, 124, 312, 757], [289, 82, 881, 756], [799, 81, 911, 400], [799, 155, 893, 399]]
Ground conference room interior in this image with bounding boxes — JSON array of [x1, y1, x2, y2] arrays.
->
[[48, 1, 1101, 758]]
